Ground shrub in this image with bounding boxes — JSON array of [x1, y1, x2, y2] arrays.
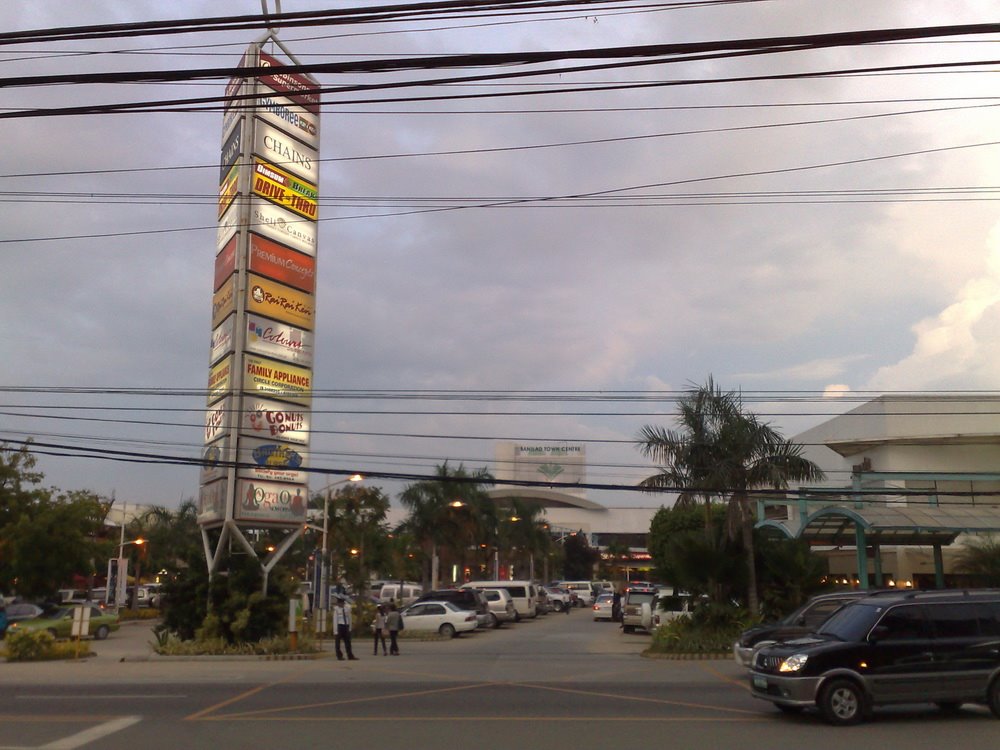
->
[[648, 603, 752, 655], [119, 608, 161, 622], [4, 630, 95, 662], [5, 629, 55, 660]]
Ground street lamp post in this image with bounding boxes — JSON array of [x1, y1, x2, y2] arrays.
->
[[313, 474, 363, 635]]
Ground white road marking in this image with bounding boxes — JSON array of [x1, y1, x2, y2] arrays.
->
[[17, 695, 185, 700], [40, 716, 142, 749]]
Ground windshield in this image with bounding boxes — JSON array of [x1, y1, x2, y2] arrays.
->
[[626, 592, 655, 606], [816, 602, 883, 641]]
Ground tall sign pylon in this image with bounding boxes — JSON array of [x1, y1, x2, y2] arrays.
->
[[198, 7, 321, 592]]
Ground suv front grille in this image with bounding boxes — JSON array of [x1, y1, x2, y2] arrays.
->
[[754, 653, 783, 672]]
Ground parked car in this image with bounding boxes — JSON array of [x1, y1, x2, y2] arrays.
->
[[480, 588, 517, 628], [535, 587, 551, 615], [621, 584, 658, 633], [377, 582, 423, 607], [5, 602, 47, 623], [400, 600, 478, 638], [462, 581, 538, 621], [543, 586, 573, 613], [733, 590, 873, 667], [415, 588, 491, 628], [136, 584, 162, 608], [649, 593, 698, 632], [749, 589, 1000, 725], [558, 581, 596, 607], [592, 592, 616, 621], [6, 605, 121, 640]]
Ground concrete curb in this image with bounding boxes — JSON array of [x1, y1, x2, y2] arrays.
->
[[643, 651, 730, 660]]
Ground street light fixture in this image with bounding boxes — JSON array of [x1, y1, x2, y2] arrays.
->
[[312, 474, 364, 635]]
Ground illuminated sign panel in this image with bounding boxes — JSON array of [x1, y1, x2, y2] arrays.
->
[[234, 479, 308, 524], [253, 118, 318, 183], [243, 353, 312, 406], [220, 119, 243, 183], [217, 202, 240, 250], [259, 51, 320, 113], [247, 273, 314, 330], [201, 434, 231, 484], [249, 197, 316, 257], [248, 232, 315, 292], [198, 478, 227, 526], [246, 313, 314, 367], [207, 354, 233, 404], [214, 235, 237, 291], [211, 275, 235, 328], [241, 396, 310, 444], [204, 396, 232, 444], [218, 164, 239, 219], [210, 314, 235, 365], [255, 91, 319, 148], [237, 436, 309, 483], [252, 158, 317, 220]]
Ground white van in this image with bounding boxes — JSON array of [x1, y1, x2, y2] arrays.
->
[[558, 581, 596, 607], [462, 580, 537, 620], [378, 583, 422, 607]]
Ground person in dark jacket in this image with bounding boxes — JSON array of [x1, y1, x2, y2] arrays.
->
[[385, 602, 403, 655]]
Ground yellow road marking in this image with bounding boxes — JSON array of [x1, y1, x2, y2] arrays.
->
[[509, 681, 760, 715], [209, 682, 495, 720], [201, 715, 767, 723]]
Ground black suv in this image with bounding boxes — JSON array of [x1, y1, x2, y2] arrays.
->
[[414, 589, 490, 628], [733, 590, 875, 666], [749, 589, 1000, 725]]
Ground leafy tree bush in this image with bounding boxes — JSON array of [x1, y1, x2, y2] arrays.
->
[[755, 537, 830, 620], [5, 629, 56, 661], [954, 535, 1000, 586]]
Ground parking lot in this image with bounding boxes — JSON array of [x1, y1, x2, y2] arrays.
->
[[1, 606, 998, 749]]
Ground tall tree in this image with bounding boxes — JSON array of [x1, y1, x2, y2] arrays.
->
[[638, 378, 824, 614], [398, 463, 494, 588]]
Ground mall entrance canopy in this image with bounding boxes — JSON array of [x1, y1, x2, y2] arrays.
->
[[757, 471, 1000, 589]]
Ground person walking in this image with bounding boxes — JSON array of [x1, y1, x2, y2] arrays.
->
[[333, 595, 358, 661], [385, 602, 403, 655], [372, 604, 388, 655]]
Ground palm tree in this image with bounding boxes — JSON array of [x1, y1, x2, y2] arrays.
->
[[954, 535, 1000, 585], [637, 376, 734, 534], [398, 463, 494, 588], [638, 378, 824, 614], [497, 498, 549, 580]]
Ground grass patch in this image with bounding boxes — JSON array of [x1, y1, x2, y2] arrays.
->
[[153, 632, 321, 656]]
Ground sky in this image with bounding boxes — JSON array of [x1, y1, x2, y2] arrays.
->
[[2, 0, 999, 511]]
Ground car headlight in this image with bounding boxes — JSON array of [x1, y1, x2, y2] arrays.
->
[[779, 654, 808, 673]]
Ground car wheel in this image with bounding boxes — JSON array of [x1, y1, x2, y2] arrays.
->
[[513, 611, 521, 622], [488, 613, 500, 629], [818, 678, 866, 726], [438, 623, 456, 638], [94, 625, 110, 640], [987, 677, 1000, 719], [552, 601, 563, 613]]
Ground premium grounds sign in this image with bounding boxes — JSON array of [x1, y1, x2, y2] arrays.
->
[[200, 40, 319, 529]]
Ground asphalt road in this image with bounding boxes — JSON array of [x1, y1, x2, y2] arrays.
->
[[1, 609, 997, 749]]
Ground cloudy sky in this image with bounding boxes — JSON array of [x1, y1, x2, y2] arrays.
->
[[2, 0, 999, 510]]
